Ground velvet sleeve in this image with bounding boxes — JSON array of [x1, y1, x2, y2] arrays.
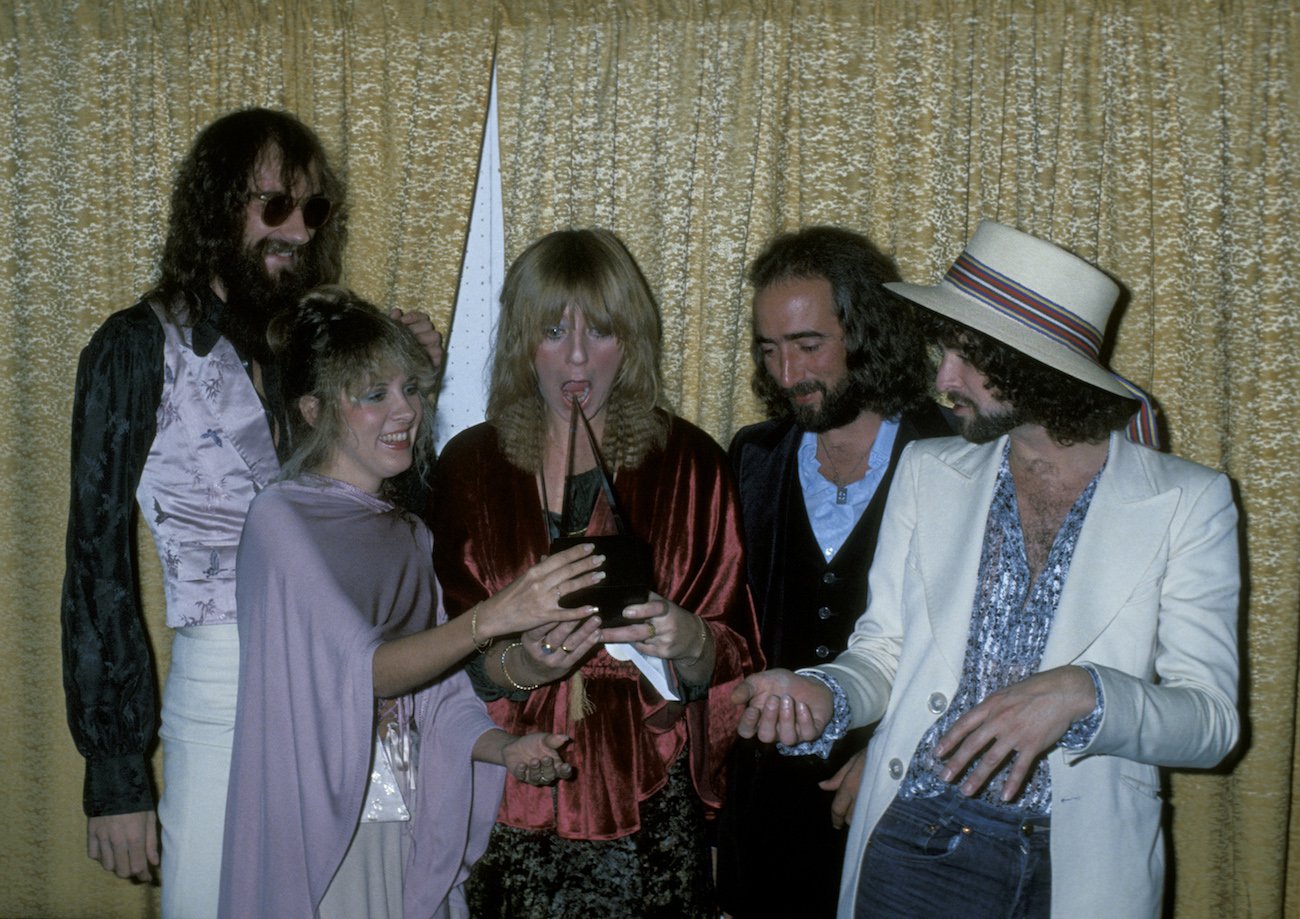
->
[[60, 302, 163, 817], [429, 433, 497, 618], [629, 419, 762, 807]]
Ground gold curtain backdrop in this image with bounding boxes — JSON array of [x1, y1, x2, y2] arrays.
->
[[1, 1, 1294, 917]]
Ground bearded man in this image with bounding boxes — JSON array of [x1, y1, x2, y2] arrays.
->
[[60, 108, 439, 918], [716, 226, 951, 918], [734, 221, 1240, 918]]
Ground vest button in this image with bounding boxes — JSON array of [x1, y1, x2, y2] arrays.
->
[[817, 606, 833, 620], [928, 692, 948, 714], [822, 572, 838, 585], [888, 758, 904, 779], [814, 644, 831, 659]]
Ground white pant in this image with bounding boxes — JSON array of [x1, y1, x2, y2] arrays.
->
[[319, 823, 472, 919], [157, 624, 240, 919], [319, 821, 411, 919]]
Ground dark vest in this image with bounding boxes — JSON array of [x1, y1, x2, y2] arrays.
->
[[733, 404, 953, 674], [716, 403, 954, 919], [764, 463, 890, 670]]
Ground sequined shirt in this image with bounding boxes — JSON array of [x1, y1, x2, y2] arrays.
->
[[899, 445, 1104, 813]]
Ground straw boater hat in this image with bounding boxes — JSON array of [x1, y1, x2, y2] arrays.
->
[[885, 219, 1158, 447]]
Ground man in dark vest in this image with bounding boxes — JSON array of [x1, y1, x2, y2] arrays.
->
[[715, 226, 951, 918]]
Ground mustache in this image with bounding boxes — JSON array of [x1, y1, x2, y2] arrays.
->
[[259, 238, 303, 259], [783, 380, 826, 399]]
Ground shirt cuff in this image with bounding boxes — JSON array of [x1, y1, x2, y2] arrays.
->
[[776, 670, 851, 760], [1059, 663, 1105, 751], [84, 753, 154, 817]]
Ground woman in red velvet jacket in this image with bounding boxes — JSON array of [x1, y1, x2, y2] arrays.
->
[[432, 228, 762, 918]]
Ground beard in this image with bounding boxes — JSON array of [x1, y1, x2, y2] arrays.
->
[[784, 373, 870, 433], [217, 238, 320, 364], [950, 395, 1021, 443]]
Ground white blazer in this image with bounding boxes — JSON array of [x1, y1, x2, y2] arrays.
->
[[818, 432, 1241, 918]]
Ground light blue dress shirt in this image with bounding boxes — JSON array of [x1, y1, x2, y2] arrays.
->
[[796, 417, 900, 561]]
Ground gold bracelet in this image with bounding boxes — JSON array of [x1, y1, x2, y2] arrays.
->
[[470, 604, 492, 653], [677, 615, 711, 665], [500, 641, 541, 692]]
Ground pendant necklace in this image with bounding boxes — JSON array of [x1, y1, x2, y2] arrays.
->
[[818, 434, 871, 505]]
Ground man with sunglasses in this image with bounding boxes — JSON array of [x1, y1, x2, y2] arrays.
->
[[60, 108, 441, 919]]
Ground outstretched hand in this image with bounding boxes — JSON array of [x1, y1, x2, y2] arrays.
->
[[502, 732, 574, 785], [478, 542, 606, 640], [731, 669, 834, 746], [517, 616, 603, 682]]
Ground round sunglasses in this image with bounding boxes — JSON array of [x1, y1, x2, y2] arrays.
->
[[248, 190, 334, 230]]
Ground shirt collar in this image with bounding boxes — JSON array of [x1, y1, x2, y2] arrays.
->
[[192, 287, 226, 358]]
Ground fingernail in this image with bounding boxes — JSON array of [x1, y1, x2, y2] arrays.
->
[[592, 571, 607, 581]]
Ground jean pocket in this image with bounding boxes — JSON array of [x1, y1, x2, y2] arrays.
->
[[869, 808, 969, 860]]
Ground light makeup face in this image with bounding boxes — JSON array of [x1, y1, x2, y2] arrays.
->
[[318, 372, 423, 494]]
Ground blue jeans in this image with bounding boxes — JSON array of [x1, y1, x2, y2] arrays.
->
[[854, 788, 1051, 919]]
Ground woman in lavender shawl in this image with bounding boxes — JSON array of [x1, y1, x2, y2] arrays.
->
[[219, 287, 607, 919]]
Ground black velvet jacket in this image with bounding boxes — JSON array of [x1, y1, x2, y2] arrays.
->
[[716, 401, 953, 918]]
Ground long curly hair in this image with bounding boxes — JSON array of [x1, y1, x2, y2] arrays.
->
[[151, 108, 347, 323], [270, 286, 436, 493], [748, 225, 933, 419], [487, 228, 669, 473], [923, 313, 1138, 445]]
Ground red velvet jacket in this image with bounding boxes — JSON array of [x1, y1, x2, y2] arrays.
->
[[432, 413, 762, 840]]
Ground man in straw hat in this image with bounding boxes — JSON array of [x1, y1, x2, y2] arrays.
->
[[732, 219, 1240, 918]]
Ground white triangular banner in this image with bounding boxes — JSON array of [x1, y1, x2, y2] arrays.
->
[[435, 64, 504, 452]]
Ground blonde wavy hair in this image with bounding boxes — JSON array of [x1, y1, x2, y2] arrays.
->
[[487, 228, 669, 473]]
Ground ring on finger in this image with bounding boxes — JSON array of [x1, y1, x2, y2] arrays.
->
[[541, 641, 556, 655], [645, 619, 656, 640], [560, 643, 574, 654]]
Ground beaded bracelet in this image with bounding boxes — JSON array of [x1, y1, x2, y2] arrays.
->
[[470, 604, 492, 653], [500, 641, 541, 692]]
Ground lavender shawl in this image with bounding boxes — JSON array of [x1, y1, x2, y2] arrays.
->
[[219, 475, 503, 919]]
